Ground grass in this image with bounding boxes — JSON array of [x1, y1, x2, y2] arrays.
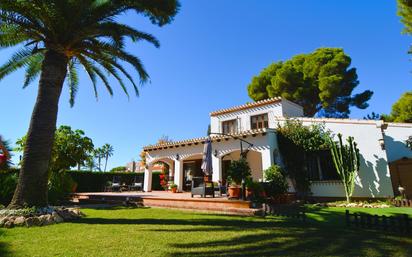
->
[[0, 206, 411, 257]]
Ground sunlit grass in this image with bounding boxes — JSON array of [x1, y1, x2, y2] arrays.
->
[[0, 206, 411, 257]]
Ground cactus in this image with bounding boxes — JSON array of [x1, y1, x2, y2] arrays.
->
[[329, 133, 360, 203]]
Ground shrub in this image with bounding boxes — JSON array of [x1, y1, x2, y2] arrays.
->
[[48, 172, 76, 204], [66, 171, 145, 192], [263, 165, 288, 197], [277, 119, 330, 195], [227, 158, 251, 185], [0, 170, 18, 205]]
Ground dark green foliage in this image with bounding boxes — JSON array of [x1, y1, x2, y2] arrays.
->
[[381, 91, 412, 123], [329, 134, 360, 203], [151, 171, 164, 191], [15, 125, 95, 173], [0, 0, 181, 105], [67, 171, 145, 192], [0, 169, 18, 205], [247, 48, 373, 117], [398, 0, 412, 35], [48, 171, 76, 205], [0, 169, 159, 205], [110, 166, 127, 172], [263, 165, 288, 197], [277, 119, 330, 195], [363, 112, 381, 120], [226, 158, 251, 185]]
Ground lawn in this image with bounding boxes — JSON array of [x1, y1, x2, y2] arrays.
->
[[0, 206, 411, 257]]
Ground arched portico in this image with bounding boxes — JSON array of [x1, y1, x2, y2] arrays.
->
[[220, 149, 264, 182], [144, 157, 175, 192]]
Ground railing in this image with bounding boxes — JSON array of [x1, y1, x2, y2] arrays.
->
[[345, 210, 411, 234], [264, 203, 306, 222], [392, 199, 412, 208]]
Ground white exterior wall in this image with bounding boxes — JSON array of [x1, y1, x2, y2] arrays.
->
[[275, 118, 394, 198], [210, 100, 303, 134], [143, 98, 412, 199], [384, 123, 412, 162], [145, 130, 278, 187]]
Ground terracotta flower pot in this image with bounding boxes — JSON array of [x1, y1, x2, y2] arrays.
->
[[228, 186, 241, 199], [245, 188, 253, 199], [171, 187, 177, 193]]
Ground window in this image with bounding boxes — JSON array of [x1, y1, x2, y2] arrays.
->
[[222, 119, 238, 134], [251, 113, 268, 129], [307, 150, 340, 181]]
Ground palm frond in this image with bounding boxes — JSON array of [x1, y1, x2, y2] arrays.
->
[[0, 47, 38, 80], [23, 53, 43, 88], [67, 60, 79, 107], [76, 54, 99, 100]]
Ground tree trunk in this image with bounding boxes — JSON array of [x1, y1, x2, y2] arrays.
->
[[104, 155, 108, 172], [8, 50, 68, 209]]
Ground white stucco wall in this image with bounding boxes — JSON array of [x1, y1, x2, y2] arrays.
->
[[275, 118, 395, 198], [210, 100, 303, 134], [384, 123, 412, 162], [144, 98, 412, 199], [145, 130, 278, 190]]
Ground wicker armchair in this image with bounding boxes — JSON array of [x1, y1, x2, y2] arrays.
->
[[191, 177, 214, 198]]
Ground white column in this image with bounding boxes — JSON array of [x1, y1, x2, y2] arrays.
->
[[143, 167, 152, 192], [174, 160, 184, 192], [261, 148, 274, 171], [212, 155, 221, 182]]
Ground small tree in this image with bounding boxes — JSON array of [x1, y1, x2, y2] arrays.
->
[[329, 134, 360, 203], [263, 165, 288, 197], [227, 158, 251, 186]]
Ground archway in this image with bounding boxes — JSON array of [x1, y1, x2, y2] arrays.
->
[[146, 158, 175, 192], [182, 154, 203, 191], [221, 150, 263, 182]]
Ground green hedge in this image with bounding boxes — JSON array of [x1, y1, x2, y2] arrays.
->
[[0, 169, 165, 205], [64, 171, 164, 192], [67, 171, 145, 192], [0, 169, 19, 205]]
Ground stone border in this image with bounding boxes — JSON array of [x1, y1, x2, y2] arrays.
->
[[0, 207, 84, 228]]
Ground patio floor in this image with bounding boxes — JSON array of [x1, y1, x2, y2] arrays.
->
[[72, 191, 261, 216]]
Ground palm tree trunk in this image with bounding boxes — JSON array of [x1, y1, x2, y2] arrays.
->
[[104, 154, 108, 172], [8, 50, 68, 209]]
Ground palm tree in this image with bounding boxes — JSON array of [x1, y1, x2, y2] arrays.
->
[[102, 144, 114, 172], [1, 0, 180, 208], [93, 147, 104, 172]]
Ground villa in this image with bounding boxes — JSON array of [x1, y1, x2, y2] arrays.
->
[[142, 97, 412, 200]]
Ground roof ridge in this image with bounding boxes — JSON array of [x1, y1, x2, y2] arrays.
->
[[210, 97, 282, 116]]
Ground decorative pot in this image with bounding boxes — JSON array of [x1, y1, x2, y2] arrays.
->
[[171, 187, 177, 193], [228, 186, 241, 199], [204, 176, 212, 182], [245, 188, 253, 199]]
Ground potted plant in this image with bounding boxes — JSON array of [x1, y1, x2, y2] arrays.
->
[[170, 183, 178, 193], [263, 165, 289, 203], [226, 158, 251, 199], [244, 177, 254, 199]]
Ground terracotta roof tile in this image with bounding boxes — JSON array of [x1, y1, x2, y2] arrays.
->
[[143, 129, 272, 151], [210, 97, 282, 116]]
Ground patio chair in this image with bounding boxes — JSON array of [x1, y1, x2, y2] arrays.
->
[[217, 180, 227, 197], [128, 176, 143, 191], [110, 176, 121, 192], [191, 177, 214, 198]]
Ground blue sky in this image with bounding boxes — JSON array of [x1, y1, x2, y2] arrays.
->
[[1, 0, 411, 169]]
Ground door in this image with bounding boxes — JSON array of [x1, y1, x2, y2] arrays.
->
[[389, 159, 412, 198]]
